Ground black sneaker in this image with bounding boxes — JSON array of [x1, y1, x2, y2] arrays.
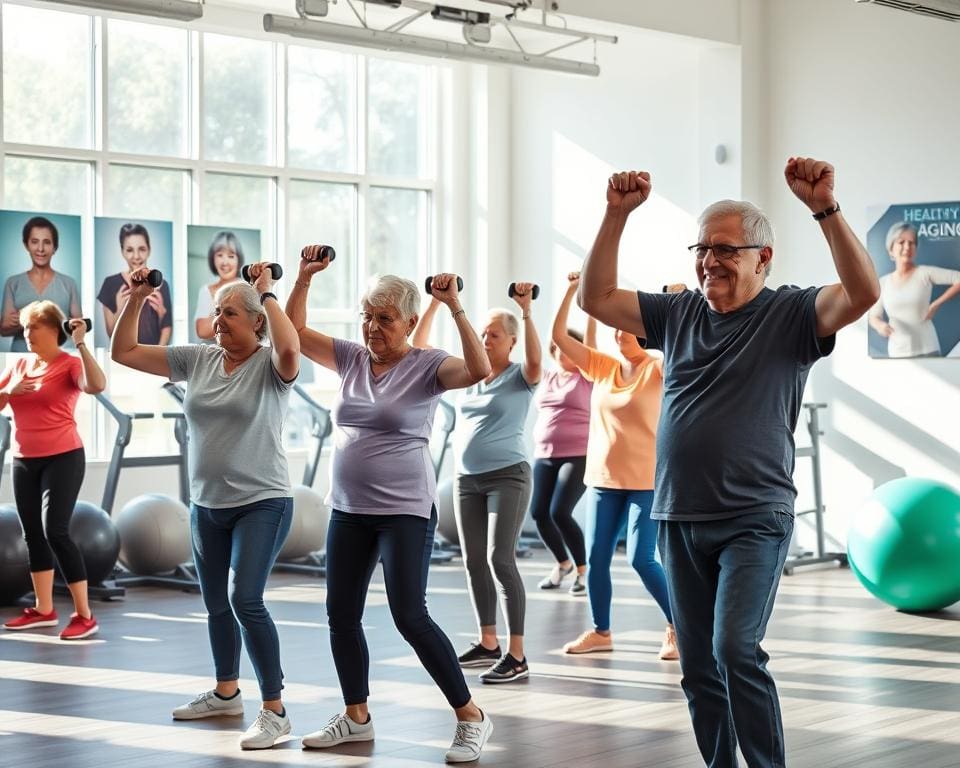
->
[[479, 653, 529, 684], [458, 642, 502, 668]]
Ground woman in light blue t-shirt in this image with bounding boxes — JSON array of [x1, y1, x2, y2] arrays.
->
[[413, 282, 542, 685]]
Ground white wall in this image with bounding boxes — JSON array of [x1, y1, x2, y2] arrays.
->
[[509, 23, 741, 326], [746, 0, 960, 544]]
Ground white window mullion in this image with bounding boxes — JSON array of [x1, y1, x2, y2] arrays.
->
[[95, 14, 106, 153]]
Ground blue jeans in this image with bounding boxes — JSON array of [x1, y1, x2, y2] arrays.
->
[[587, 488, 672, 631], [658, 510, 794, 768], [191, 497, 293, 701], [326, 507, 471, 709]]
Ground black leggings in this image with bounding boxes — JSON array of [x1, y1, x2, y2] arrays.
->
[[530, 456, 587, 567], [12, 447, 87, 583], [325, 507, 471, 709]]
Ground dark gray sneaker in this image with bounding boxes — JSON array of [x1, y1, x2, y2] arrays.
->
[[478, 653, 529, 684], [458, 642, 502, 668]]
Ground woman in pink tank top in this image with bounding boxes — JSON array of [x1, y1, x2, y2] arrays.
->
[[529, 288, 596, 596]]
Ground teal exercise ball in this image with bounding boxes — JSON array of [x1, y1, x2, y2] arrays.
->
[[847, 478, 960, 612]]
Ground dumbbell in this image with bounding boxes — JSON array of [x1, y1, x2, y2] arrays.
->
[[301, 245, 336, 263], [508, 282, 539, 300], [132, 269, 163, 288], [241, 263, 284, 283], [62, 318, 93, 336], [425, 275, 464, 293]]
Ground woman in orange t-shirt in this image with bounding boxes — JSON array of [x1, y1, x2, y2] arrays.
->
[[551, 273, 677, 660], [0, 301, 106, 640]]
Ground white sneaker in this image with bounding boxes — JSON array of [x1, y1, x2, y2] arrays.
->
[[538, 563, 574, 590], [172, 689, 244, 720], [240, 708, 291, 750], [444, 712, 493, 763], [568, 574, 586, 596], [302, 712, 375, 748]]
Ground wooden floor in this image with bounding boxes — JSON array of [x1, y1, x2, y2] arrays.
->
[[2, 549, 959, 768]]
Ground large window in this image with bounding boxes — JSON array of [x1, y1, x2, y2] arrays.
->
[[0, 3, 439, 460]]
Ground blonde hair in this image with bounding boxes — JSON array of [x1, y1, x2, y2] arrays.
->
[[19, 300, 66, 331]]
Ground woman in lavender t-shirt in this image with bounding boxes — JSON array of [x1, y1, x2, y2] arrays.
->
[[285, 247, 495, 763]]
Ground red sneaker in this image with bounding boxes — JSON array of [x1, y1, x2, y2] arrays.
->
[[60, 613, 98, 640], [4, 607, 58, 631]]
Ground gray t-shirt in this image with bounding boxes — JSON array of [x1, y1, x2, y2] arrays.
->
[[3, 272, 81, 352], [167, 344, 294, 508], [636, 285, 834, 522], [453, 362, 536, 476], [329, 338, 449, 518]]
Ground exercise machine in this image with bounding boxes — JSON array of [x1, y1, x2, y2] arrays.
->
[[783, 402, 847, 575]]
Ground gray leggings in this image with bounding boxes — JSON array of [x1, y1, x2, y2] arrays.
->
[[454, 461, 532, 637]]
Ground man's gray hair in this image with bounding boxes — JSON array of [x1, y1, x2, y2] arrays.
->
[[699, 199, 776, 277], [885, 221, 917, 254], [488, 308, 519, 337], [361, 274, 421, 320], [215, 281, 268, 341]]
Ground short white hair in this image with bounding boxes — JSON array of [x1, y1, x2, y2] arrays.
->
[[885, 221, 917, 253], [699, 199, 775, 277], [215, 281, 267, 341], [361, 274, 420, 320], [487, 308, 519, 337]]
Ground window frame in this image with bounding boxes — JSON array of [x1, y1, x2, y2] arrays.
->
[[0, 2, 442, 460]]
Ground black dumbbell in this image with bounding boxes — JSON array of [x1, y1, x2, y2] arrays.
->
[[62, 318, 93, 336], [301, 245, 336, 263], [131, 269, 163, 288], [241, 263, 284, 283], [425, 275, 464, 293], [508, 282, 539, 300]]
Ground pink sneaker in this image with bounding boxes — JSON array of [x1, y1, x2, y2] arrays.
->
[[659, 624, 680, 661], [60, 613, 98, 640], [563, 629, 613, 654], [4, 607, 58, 631]]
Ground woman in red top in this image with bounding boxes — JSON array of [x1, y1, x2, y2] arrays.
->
[[0, 300, 106, 640]]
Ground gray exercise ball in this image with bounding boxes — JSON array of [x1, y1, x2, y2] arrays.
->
[[116, 494, 192, 575], [279, 484, 328, 560], [435, 479, 458, 546], [0, 504, 31, 605]]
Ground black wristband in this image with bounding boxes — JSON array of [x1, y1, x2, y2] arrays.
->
[[259, 292, 278, 305], [812, 202, 841, 221]]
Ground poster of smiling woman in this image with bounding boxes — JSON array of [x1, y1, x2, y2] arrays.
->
[[94, 217, 174, 348], [186, 225, 261, 343], [866, 201, 960, 359], [0, 210, 83, 353]]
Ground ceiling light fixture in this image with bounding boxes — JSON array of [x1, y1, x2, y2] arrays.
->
[[264, 0, 615, 77], [50, 0, 203, 21]]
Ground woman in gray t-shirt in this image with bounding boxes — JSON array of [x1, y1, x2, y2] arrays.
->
[[111, 265, 300, 751], [286, 247, 495, 764], [1, 216, 82, 352]]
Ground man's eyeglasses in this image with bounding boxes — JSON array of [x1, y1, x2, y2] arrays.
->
[[687, 243, 762, 260]]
